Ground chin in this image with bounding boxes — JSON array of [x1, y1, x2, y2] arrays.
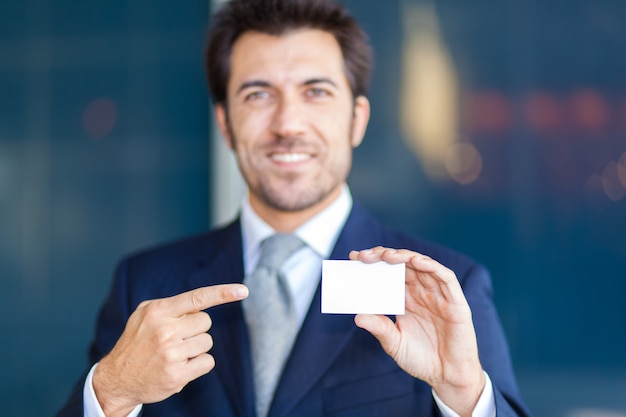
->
[[263, 189, 328, 213]]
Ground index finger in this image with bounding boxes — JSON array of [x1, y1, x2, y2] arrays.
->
[[164, 284, 249, 317], [407, 256, 465, 303]]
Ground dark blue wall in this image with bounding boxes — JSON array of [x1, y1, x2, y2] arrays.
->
[[0, 1, 210, 416], [345, 1, 626, 415]]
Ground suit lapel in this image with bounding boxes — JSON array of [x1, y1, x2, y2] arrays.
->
[[181, 205, 385, 417], [269, 203, 385, 417], [184, 220, 256, 417]]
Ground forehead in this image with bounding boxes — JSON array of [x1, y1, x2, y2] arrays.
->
[[228, 29, 349, 91]]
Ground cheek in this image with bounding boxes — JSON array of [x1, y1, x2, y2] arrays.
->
[[323, 116, 355, 150], [228, 116, 258, 151], [232, 106, 273, 137], [324, 133, 354, 167]]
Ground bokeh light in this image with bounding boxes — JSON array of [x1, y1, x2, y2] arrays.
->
[[601, 161, 626, 202], [569, 89, 610, 132], [82, 97, 118, 140], [619, 152, 626, 188], [583, 174, 607, 209], [464, 90, 510, 134], [524, 91, 562, 133], [445, 142, 483, 185]]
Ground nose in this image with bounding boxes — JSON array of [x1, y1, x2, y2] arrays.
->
[[270, 92, 306, 138]]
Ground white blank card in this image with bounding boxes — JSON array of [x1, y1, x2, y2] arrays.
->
[[321, 260, 405, 315]]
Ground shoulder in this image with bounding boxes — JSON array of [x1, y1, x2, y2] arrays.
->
[[385, 228, 481, 279], [111, 219, 242, 298], [122, 219, 240, 268], [348, 202, 485, 286]]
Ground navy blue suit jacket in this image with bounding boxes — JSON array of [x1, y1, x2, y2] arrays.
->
[[57, 202, 530, 417]]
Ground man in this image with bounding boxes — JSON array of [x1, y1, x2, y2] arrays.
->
[[57, 0, 530, 416]]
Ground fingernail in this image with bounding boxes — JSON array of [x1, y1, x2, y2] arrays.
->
[[234, 286, 249, 299]]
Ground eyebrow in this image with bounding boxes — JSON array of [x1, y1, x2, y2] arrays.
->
[[236, 77, 339, 95], [303, 77, 338, 88], [236, 80, 271, 95]]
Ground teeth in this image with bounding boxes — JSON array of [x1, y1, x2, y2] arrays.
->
[[271, 153, 311, 163]]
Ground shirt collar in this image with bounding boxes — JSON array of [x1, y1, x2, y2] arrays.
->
[[241, 185, 353, 267]]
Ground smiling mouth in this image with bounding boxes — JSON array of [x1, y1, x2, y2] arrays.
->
[[270, 152, 312, 163]]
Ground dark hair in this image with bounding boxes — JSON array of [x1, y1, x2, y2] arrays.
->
[[205, 0, 373, 105]]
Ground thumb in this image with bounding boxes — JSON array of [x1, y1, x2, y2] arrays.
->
[[354, 314, 400, 357]]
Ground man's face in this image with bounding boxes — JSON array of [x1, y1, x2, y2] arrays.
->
[[216, 29, 370, 222]]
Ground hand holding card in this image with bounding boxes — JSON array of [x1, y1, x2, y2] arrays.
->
[[348, 246, 486, 416]]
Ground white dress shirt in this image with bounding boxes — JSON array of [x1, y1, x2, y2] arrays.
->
[[240, 186, 353, 324], [83, 185, 494, 417]]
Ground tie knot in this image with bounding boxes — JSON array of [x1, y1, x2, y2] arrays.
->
[[257, 233, 304, 272]]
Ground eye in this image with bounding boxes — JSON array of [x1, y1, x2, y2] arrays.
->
[[306, 87, 331, 98], [244, 90, 270, 101]]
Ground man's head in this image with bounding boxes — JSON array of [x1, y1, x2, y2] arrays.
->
[[206, 0, 372, 106], [206, 0, 372, 231]]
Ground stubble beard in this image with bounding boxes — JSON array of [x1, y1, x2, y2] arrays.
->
[[253, 167, 347, 213], [233, 138, 352, 213], [225, 109, 355, 213]]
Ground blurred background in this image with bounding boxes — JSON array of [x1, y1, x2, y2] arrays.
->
[[1, 1, 625, 416]]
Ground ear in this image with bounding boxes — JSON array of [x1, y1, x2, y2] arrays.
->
[[214, 103, 234, 150], [350, 95, 371, 148]]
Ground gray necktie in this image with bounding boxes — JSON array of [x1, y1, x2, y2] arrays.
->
[[243, 233, 305, 417]]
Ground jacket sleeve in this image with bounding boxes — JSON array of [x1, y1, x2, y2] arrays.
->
[[55, 259, 136, 417], [460, 263, 532, 417]]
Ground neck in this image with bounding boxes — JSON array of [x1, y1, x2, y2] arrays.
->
[[249, 185, 344, 233]]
